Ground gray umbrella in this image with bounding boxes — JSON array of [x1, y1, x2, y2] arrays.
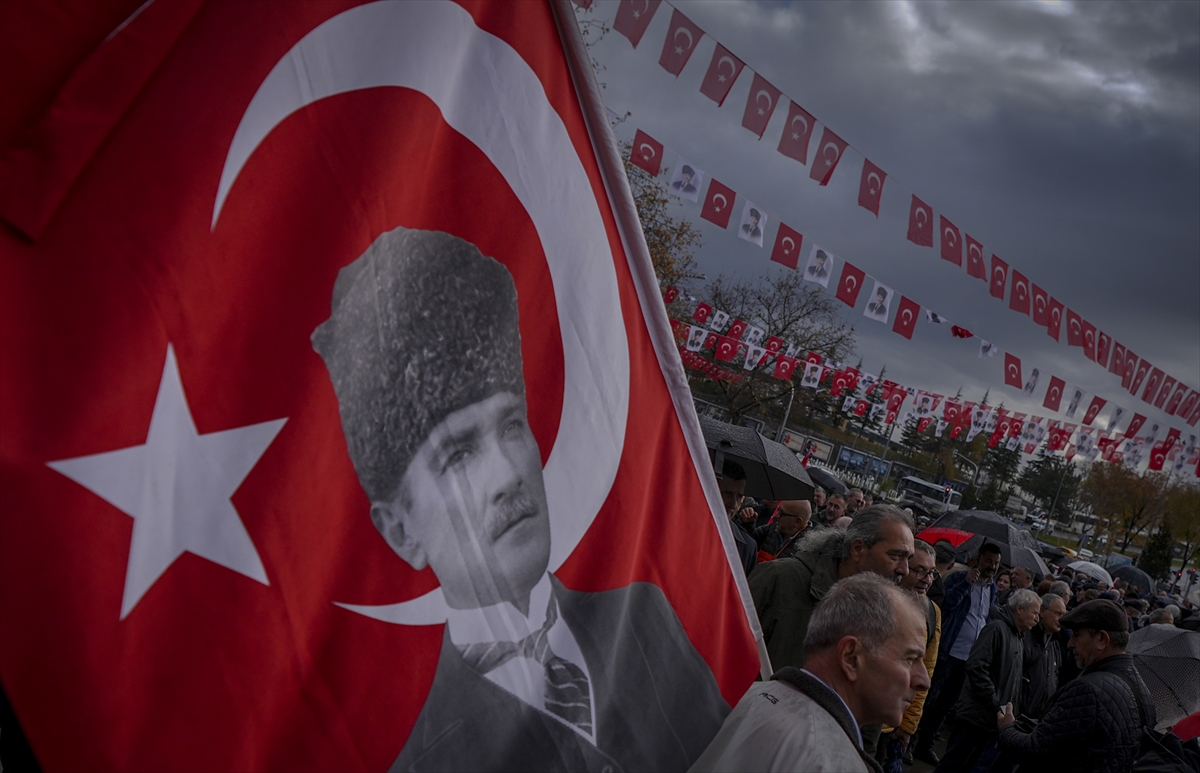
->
[[805, 466, 848, 496], [1111, 564, 1155, 595], [930, 510, 1050, 578], [697, 416, 815, 501], [1128, 625, 1200, 730]]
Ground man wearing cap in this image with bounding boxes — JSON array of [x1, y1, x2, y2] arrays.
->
[[996, 599, 1155, 773], [312, 227, 729, 772]]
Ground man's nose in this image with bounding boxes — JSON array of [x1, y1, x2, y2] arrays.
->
[[912, 659, 931, 691], [896, 557, 910, 576]]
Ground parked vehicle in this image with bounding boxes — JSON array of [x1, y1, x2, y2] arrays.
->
[[897, 476, 961, 515]]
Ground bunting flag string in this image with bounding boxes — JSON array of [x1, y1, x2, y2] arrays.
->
[[602, 0, 1190, 419]]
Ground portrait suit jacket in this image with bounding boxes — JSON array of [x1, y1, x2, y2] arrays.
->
[[867, 301, 886, 316], [671, 181, 697, 194], [391, 577, 730, 773], [740, 224, 761, 239], [806, 265, 828, 279]]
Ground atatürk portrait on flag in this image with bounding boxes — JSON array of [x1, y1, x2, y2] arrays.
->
[[311, 227, 727, 772]]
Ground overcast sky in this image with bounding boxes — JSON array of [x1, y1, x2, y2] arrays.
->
[[584, 0, 1200, 441]]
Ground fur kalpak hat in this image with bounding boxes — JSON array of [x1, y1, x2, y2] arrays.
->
[[312, 227, 525, 502]]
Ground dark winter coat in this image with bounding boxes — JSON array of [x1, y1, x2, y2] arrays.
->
[[753, 523, 802, 559], [749, 548, 840, 671], [954, 605, 1027, 731], [997, 653, 1155, 773], [1023, 622, 1063, 718], [728, 518, 758, 577]]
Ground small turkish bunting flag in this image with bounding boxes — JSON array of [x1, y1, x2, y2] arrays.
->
[[1044, 376, 1066, 411], [907, 196, 933, 247], [1004, 353, 1022, 389], [700, 179, 736, 228], [857, 159, 886, 216], [808, 127, 848, 186], [741, 72, 781, 139], [1095, 331, 1112, 369], [892, 296, 919, 340], [630, 129, 664, 176], [1130, 359, 1152, 396], [1083, 396, 1107, 426], [699, 44, 743, 106], [773, 356, 797, 380], [1082, 320, 1097, 361], [835, 262, 866, 307], [990, 255, 1008, 300], [1066, 309, 1084, 347], [1032, 284, 1049, 325], [777, 101, 815, 165], [658, 9, 703, 76], [1109, 342, 1126, 376], [939, 216, 961, 266], [770, 223, 803, 269], [1046, 297, 1064, 342], [1009, 270, 1030, 315], [613, 0, 663, 47]]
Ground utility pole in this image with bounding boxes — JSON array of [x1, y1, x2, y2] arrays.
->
[[774, 384, 796, 444]]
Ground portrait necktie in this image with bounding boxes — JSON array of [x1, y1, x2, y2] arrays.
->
[[457, 596, 593, 734]]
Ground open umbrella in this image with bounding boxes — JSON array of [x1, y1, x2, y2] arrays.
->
[[1128, 625, 1200, 731], [1066, 560, 1114, 586], [697, 416, 814, 501], [804, 465, 847, 496], [916, 527, 975, 547], [1111, 564, 1155, 595], [928, 510, 1050, 577]]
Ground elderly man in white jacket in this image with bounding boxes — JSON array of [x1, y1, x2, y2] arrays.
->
[[691, 573, 930, 773]]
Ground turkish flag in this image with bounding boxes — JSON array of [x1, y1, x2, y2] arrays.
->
[[951, 424, 965, 439], [918, 417, 933, 433], [693, 302, 713, 324], [1044, 376, 1067, 411], [808, 127, 848, 186], [990, 255, 1009, 300], [1046, 297, 1064, 342], [1190, 399, 1200, 427], [714, 336, 739, 362], [835, 262, 867, 307], [1081, 320, 1097, 361], [1131, 358, 1152, 396], [1095, 331, 1112, 369], [1082, 397, 1107, 426], [939, 216, 962, 266], [1109, 342, 1126, 376], [727, 318, 747, 340], [613, 0, 663, 47], [699, 44, 744, 106], [658, 9, 703, 76], [0, 3, 757, 770], [764, 336, 784, 354], [1179, 389, 1200, 418], [966, 235, 986, 280], [631, 129, 664, 176], [663, 285, 680, 304], [1122, 352, 1139, 390], [944, 401, 962, 424], [1125, 413, 1148, 438], [1009, 270, 1031, 315], [907, 196, 934, 247], [807, 352, 825, 366], [773, 356, 797, 380], [777, 100, 815, 165], [1154, 374, 1177, 410], [741, 72, 781, 138], [854, 399, 869, 417], [1031, 284, 1049, 325], [1066, 309, 1084, 347], [700, 178, 736, 227], [1165, 383, 1190, 415], [951, 325, 973, 339], [1010, 414, 1026, 438], [892, 296, 919, 340], [1148, 442, 1169, 471], [1141, 368, 1164, 404], [857, 159, 886, 216], [770, 222, 803, 269], [1004, 353, 1022, 389]]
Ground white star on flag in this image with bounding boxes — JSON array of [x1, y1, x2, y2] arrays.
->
[[47, 345, 286, 619]]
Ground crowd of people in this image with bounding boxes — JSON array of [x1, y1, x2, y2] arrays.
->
[[700, 461, 1200, 773]]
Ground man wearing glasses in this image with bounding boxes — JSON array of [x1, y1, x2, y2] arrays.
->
[[753, 500, 812, 560]]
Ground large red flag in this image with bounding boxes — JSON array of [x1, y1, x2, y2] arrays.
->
[[770, 222, 803, 269], [613, 0, 663, 47], [858, 159, 886, 216], [699, 44, 744, 106], [631, 129, 664, 176], [939, 216, 962, 266], [777, 100, 815, 165], [1044, 376, 1066, 411], [1046, 297, 1063, 342], [990, 255, 1008, 300], [809, 127, 848, 185], [1009, 270, 1031, 315], [966, 235, 986, 280], [0, 3, 757, 770], [1004, 353, 1023, 389], [658, 9, 703, 76], [835, 262, 867, 307], [741, 72, 781, 139], [700, 178, 737, 227], [892, 296, 919, 339], [907, 195, 933, 247]]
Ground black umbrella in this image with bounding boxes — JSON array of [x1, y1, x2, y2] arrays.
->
[[931, 510, 1050, 578], [805, 465, 847, 496], [1111, 564, 1155, 595], [697, 416, 814, 501], [1128, 625, 1200, 730]]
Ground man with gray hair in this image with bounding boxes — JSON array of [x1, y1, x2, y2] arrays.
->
[[749, 505, 916, 673], [934, 588, 1040, 773], [312, 227, 728, 771], [692, 574, 931, 772], [1147, 608, 1174, 626]]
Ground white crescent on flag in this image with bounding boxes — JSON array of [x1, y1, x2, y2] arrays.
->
[[712, 193, 727, 211], [674, 25, 694, 50], [915, 207, 928, 227], [755, 89, 773, 111], [213, 0, 629, 623]]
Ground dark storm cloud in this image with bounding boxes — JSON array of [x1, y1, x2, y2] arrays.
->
[[587, 0, 1198, 432]]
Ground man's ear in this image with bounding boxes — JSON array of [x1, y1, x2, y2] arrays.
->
[[837, 635, 867, 683], [370, 499, 428, 570], [848, 537, 866, 565]]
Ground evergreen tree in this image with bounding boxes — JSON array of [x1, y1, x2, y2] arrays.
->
[[1139, 525, 1174, 581], [1018, 449, 1081, 519]]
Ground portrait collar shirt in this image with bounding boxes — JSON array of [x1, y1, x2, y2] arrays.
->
[[950, 579, 995, 660], [800, 669, 862, 748], [445, 573, 596, 741]]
